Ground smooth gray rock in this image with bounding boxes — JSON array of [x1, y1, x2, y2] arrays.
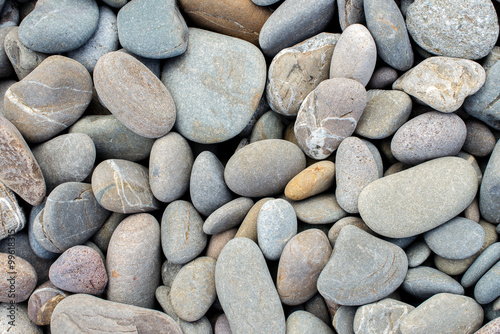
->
[[179, 317, 213, 334], [328, 216, 373, 246], [155, 285, 178, 319], [405, 239, 432, 268], [91, 213, 126, 252], [249, 111, 284, 143], [203, 197, 254, 235], [401, 266, 464, 299], [333, 306, 356, 334], [353, 299, 415, 334], [286, 311, 334, 334], [462, 119, 496, 157], [367, 66, 399, 89], [0, 26, 14, 78], [287, 193, 347, 225], [480, 140, 500, 223], [475, 260, 500, 304], [161, 260, 183, 288], [462, 243, 500, 288]]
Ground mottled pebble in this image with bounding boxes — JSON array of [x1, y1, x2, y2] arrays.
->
[[0, 181, 24, 241], [354, 299, 415, 334]]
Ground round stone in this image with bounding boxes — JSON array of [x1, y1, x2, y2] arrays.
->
[[203, 197, 254, 235], [462, 119, 496, 157], [401, 266, 464, 299], [0, 252, 36, 303], [367, 66, 399, 89], [285, 160, 335, 201], [353, 299, 415, 334]]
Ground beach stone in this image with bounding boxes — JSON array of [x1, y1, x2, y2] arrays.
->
[[235, 197, 272, 242], [49, 245, 107, 295], [317, 225, 408, 306], [206, 228, 237, 260], [106, 213, 161, 308], [257, 198, 297, 260], [465, 197, 481, 223], [287, 311, 334, 334], [338, 0, 364, 30], [118, 47, 160, 77], [3, 55, 92, 143], [94, 51, 176, 138], [32, 133, 96, 192], [0, 252, 36, 302], [249, 111, 284, 143], [0, 79, 14, 115], [161, 200, 207, 265], [401, 266, 464, 299], [294, 78, 367, 159], [463, 119, 496, 157], [406, 0, 499, 59], [155, 285, 177, 319], [259, 0, 335, 57], [69, 115, 155, 162], [285, 161, 335, 201], [178, 317, 212, 334], [204, 197, 254, 235], [386, 236, 417, 250], [18, 0, 99, 53], [458, 151, 483, 185], [27, 281, 68, 326], [406, 239, 432, 268], [102, 0, 127, 8], [476, 317, 500, 334], [399, 293, 483, 334], [391, 112, 467, 165], [215, 314, 232, 334], [267, 33, 340, 117], [67, 5, 119, 73], [92, 159, 159, 213], [277, 229, 331, 305], [28, 204, 58, 260], [480, 140, 500, 223], [161, 260, 183, 287], [475, 261, 500, 304], [333, 305, 356, 334], [304, 293, 330, 325], [225, 139, 306, 197], [171, 257, 216, 322], [392, 56, 485, 113], [0, 26, 14, 78], [367, 67, 399, 89], [462, 243, 500, 288], [0, 303, 42, 333], [384, 162, 408, 176], [287, 193, 347, 225], [117, 0, 187, 59], [355, 89, 412, 139], [364, 0, 413, 71], [358, 157, 478, 238], [216, 238, 286, 333], [51, 294, 182, 334], [330, 24, 376, 86], [162, 28, 265, 144], [0, 181, 24, 241], [353, 299, 415, 334], [328, 216, 373, 246], [335, 137, 382, 214], [424, 217, 484, 260], [91, 212, 126, 252], [239, 96, 269, 138]]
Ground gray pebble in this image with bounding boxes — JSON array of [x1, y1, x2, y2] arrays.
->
[[249, 110, 284, 143], [328, 216, 373, 246], [0, 0, 18, 29], [215, 314, 232, 334], [405, 239, 431, 268], [0, 79, 14, 115], [155, 285, 178, 319], [480, 140, 500, 223], [475, 261, 500, 304], [28, 202, 58, 260], [204, 197, 254, 235], [332, 305, 356, 334], [179, 317, 213, 334], [305, 293, 331, 325], [103, 0, 128, 8], [462, 243, 500, 288], [0, 181, 24, 241], [161, 260, 183, 287], [91, 212, 126, 252], [366, 66, 399, 89], [287, 311, 334, 334], [353, 299, 415, 334], [401, 266, 464, 299], [287, 193, 347, 225], [338, 0, 364, 31], [463, 119, 496, 157], [118, 48, 161, 78], [0, 26, 14, 78]]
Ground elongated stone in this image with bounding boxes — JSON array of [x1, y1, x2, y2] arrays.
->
[[287, 193, 347, 225], [401, 266, 464, 299], [462, 243, 500, 288], [480, 140, 500, 223], [285, 161, 335, 201], [0, 181, 25, 241]]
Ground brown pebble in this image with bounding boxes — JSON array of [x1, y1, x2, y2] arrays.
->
[[27, 281, 69, 326], [235, 198, 273, 242], [206, 228, 237, 260], [0, 252, 37, 303], [285, 161, 335, 201]]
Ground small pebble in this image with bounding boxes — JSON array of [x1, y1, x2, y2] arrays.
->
[[353, 298, 415, 334], [287, 193, 347, 225], [405, 239, 432, 268], [401, 266, 464, 299], [27, 281, 68, 326], [0, 252, 37, 303], [285, 161, 335, 201], [286, 310, 334, 334], [203, 197, 254, 235]]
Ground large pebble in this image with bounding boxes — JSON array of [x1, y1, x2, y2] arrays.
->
[[27, 281, 68, 326], [401, 266, 464, 299], [353, 299, 415, 334], [480, 140, 500, 223], [475, 261, 500, 304], [317, 225, 407, 306], [0, 303, 42, 333], [462, 243, 500, 288], [358, 157, 478, 238], [0, 181, 24, 241], [203, 197, 253, 235], [285, 160, 335, 201], [0, 252, 36, 302], [286, 311, 334, 334], [287, 193, 347, 225], [215, 238, 286, 333]]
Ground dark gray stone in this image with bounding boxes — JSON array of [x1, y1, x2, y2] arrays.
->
[[462, 119, 496, 157], [0, 0, 18, 28], [0, 26, 14, 78], [367, 66, 399, 89], [91, 212, 126, 253], [338, 0, 364, 31], [249, 111, 284, 143], [401, 266, 464, 299]]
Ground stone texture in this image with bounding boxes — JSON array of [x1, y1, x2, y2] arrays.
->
[[476, 317, 500, 334], [206, 228, 237, 260], [338, 0, 364, 30], [328, 216, 373, 246], [161, 260, 183, 288], [249, 111, 284, 143], [204, 197, 254, 235], [27, 281, 68, 326], [401, 266, 464, 299], [353, 299, 415, 334], [235, 197, 272, 242], [462, 242, 500, 288], [0, 303, 42, 333], [0, 252, 36, 302], [475, 261, 500, 304], [406, 239, 431, 268], [462, 119, 496, 157], [0, 181, 24, 241], [285, 161, 335, 201], [480, 140, 500, 223], [286, 311, 334, 334], [287, 193, 347, 225], [367, 66, 399, 89], [28, 203, 59, 260]]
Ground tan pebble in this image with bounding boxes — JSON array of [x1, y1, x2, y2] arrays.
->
[[285, 161, 335, 201], [235, 198, 273, 242], [206, 228, 237, 260]]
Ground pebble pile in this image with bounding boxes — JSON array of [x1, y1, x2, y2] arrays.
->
[[0, 0, 498, 333]]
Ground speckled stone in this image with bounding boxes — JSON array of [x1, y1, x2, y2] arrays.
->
[[401, 266, 464, 299], [287, 193, 347, 225], [317, 226, 408, 306], [353, 299, 415, 334], [0, 252, 36, 302], [287, 311, 334, 334], [0, 303, 42, 333], [285, 161, 335, 201], [161, 200, 207, 265], [94, 51, 176, 138], [476, 317, 500, 334], [463, 119, 496, 157], [3, 55, 93, 143], [328, 216, 373, 246], [332, 305, 356, 334], [106, 213, 161, 308], [225, 139, 306, 197], [462, 242, 500, 288], [480, 140, 500, 223], [92, 159, 159, 214], [406, 0, 499, 59], [367, 67, 399, 89], [118, 48, 161, 77], [338, 0, 364, 30], [206, 228, 237, 260], [249, 111, 284, 143], [406, 239, 431, 268], [162, 28, 265, 144], [171, 257, 216, 322], [392, 57, 485, 113], [215, 238, 286, 333], [235, 197, 272, 242], [27, 281, 68, 326], [0, 181, 24, 241], [155, 285, 178, 319], [294, 78, 367, 159], [267, 33, 340, 117], [204, 197, 254, 235], [358, 157, 478, 238]]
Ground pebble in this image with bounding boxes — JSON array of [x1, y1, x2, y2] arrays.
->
[[332, 305, 356, 334], [0, 252, 37, 302], [267, 33, 340, 117], [0, 181, 25, 241], [155, 285, 177, 319], [462, 243, 500, 288], [476, 317, 500, 334], [405, 239, 432, 268], [28, 204, 58, 260], [161, 200, 207, 265], [367, 66, 399, 89], [27, 281, 68, 326], [106, 213, 161, 308], [475, 261, 500, 304], [170, 257, 216, 322], [161, 260, 184, 287], [162, 28, 266, 144], [249, 111, 284, 143], [49, 245, 107, 295], [225, 139, 306, 197], [358, 157, 478, 238], [0, 79, 14, 115], [465, 197, 481, 223], [328, 216, 373, 246], [401, 266, 464, 299], [215, 238, 286, 333], [406, 0, 499, 59], [305, 293, 331, 325], [284, 160, 335, 201], [235, 197, 272, 242], [463, 119, 496, 157], [0, 303, 42, 333], [204, 197, 253, 235], [392, 56, 486, 113], [330, 24, 376, 87], [287, 193, 347, 225], [119, 48, 161, 78], [286, 311, 334, 334], [317, 225, 408, 306], [179, 317, 212, 334], [337, 0, 364, 30], [117, 0, 188, 59], [277, 229, 331, 305], [294, 78, 367, 159], [206, 228, 237, 260], [480, 140, 500, 223], [215, 314, 232, 334], [94, 51, 176, 138], [91, 212, 126, 252], [0, 26, 14, 78], [102, 0, 127, 8], [353, 299, 415, 334], [240, 97, 269, 137], [3, 55, 93, 143]]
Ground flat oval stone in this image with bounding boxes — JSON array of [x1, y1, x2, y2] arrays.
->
[[258, 0, 336, 57], [117, 0, 187, 59], [330, 24, 376, 86], [51, 294, 182, 334], [225, 139, 306, 197], [294, 78, 367, 159], [106, 214, 161, 308], [0, 252, 37, 302], [406, 0, 499, 59], [277, 229, 331, 306], [92, 159, 159, 213], [161, 200, 207, 265], [94, 51, 175, 138], [354, 299, 415, 334], [287, 311, 334, 334], [424, 217, 484, 260], [215, 238, 286, 333], [475, 261, 500, 304], [401, 266, 464, 299], [204, 197, 254, 235], [171, 257, 216, 322], [267, 33, 340, 117], [49, 245, 107, 295], [162, 28, 265, 144], [480, 140, 500, 223], [462, 119, 496, 157], [249, 111, 284, 143], [406, 239, 432, 268], [287, 193, 347, 225], [27, 281, 68, 326], [0, 181, 25, 241], [18, 0, 99, 53], [32, 133, 96, 192], [69, 115, 154, 162], [3, 55, 93, 143], [462, 243, 500, 288], [0, 303, 42, 334], [392, 57, 485, 113], [150, 132, 193, 203], [400, 293, 483, 334], [285, 161, 335, 201], [317, 225, 408, 306], [358, 157, 478, 238]]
